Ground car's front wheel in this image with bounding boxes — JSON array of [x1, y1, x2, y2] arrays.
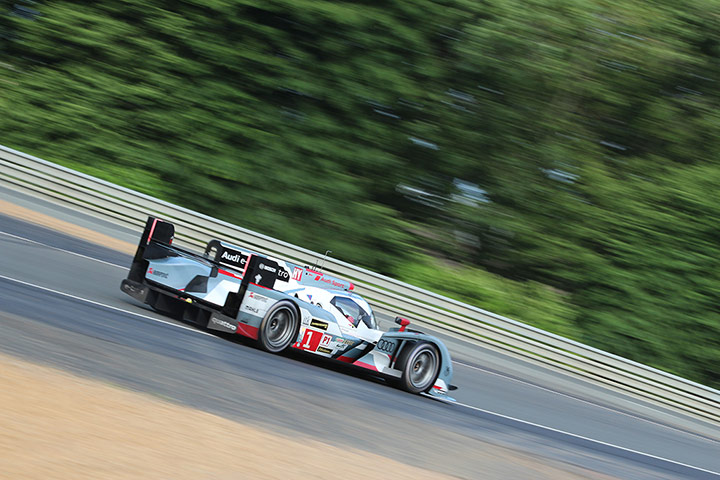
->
[[258, 301, 299, 353], [399, 342, 440, 393]]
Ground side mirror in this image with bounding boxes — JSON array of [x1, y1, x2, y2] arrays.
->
[[394, 317, 411, 332]]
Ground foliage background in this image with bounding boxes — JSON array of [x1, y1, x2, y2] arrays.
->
[[1, 0, 718, 387]]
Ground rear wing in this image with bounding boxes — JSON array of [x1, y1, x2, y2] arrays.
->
[[125, 216, 354, 298], [126, 217, 175, 284], [122, 217, 293, 317]]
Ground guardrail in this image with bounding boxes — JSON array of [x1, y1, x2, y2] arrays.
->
[[2, 143, 719, 423]]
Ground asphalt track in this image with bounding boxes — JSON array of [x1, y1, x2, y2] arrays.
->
[[0, 187, 719, 479]]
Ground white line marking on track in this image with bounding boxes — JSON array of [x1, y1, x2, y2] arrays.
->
[[2, 229, 717, 448], [0, 230, 128, 269], [454, 360, 720, 445], [2, 227, 707, 434], [2, 272, 719, 476], [0, 273, 215, 338], [447, 399, 720, 477]]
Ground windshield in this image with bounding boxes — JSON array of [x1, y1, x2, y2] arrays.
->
[[331, 296, 377, 329]]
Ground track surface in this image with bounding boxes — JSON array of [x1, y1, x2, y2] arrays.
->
[[0, 189, 718, 479]]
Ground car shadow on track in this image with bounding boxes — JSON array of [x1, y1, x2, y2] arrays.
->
[[172, 313, 400, 392]]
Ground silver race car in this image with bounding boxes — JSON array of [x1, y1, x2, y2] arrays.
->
[[121, 217, 455, 398]]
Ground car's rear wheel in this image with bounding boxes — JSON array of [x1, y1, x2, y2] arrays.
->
[[399, 342, 440, 393], [258, 301, 299, 353]]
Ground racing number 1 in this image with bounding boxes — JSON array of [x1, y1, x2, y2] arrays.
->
[[300, 330, 331, 352], [300, 329, 323, 352], [301, 330, 317, 350]]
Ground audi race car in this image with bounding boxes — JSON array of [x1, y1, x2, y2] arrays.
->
[[121, 217, 455, 398]]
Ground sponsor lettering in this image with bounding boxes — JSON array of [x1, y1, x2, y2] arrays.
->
[[376, 339, 396, 354], [220, 250, 247, 266], [317, 347, 333, 354], [243, 305, 260, 314], [210, 317, 237, 332], [310, 319, 328, 331], [312, 273, 347, 289], [258, 263, 277, 273], [248, 292, 269, 303], [277, 268, 290, 281], [148, 268, 169, 278], [292, 267, 303, 281]]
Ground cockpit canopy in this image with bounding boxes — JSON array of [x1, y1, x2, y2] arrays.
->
[[330, 294, 377, 330]]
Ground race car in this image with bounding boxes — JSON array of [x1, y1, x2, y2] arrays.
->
[[121, 216, 455, 398]]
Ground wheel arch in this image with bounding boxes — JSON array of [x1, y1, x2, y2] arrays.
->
[[380, 332, 454, 389]]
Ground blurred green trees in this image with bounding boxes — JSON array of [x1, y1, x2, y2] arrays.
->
[[1, 0, 718, 386]]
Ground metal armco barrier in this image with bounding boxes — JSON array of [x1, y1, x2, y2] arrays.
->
[[2, 143, 719, 423]]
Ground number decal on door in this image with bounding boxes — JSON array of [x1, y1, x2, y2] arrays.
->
[[298, 330, 332, 352], [301, 330, 315, 349], [299, 329, 322, 352]]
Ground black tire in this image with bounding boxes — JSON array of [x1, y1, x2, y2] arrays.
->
[[399, 342, 440, 393], [258, 301, 299, 353]]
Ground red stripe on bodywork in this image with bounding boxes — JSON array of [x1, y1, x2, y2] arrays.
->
[[239, 254, 253, 277], [353, 361, 378, 371], [336, 355, 356, 363], [146, 218, 158, 244], [218, 269, 243, 280], [235, 323, 259, 340]]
